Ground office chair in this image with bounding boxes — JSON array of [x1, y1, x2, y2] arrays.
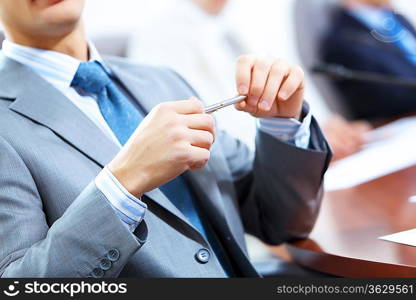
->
[[294, 0, 352, 117]]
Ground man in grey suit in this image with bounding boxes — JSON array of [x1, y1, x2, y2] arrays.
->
[[0, 0, 331, 278]]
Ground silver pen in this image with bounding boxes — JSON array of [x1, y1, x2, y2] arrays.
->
[[204, 95, 247, 114]]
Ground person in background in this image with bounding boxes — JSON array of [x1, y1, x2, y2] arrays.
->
[[128, 0, 255, 147], [322, 0, 416, 121], [128, 0, 370, 160], [0, 0, 331, 277]]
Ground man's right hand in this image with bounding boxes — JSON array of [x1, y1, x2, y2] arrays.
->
[[108, 98, 215, 197]]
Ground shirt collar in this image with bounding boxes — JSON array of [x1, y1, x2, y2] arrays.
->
[[1, 39, 107, 89], [347, 4, 394, 31]]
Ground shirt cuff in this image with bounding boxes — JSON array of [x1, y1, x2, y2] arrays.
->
[[257, 105, 312, 149], [95, 167, 147, 232]]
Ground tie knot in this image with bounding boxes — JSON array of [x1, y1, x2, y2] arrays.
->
[[71, 61, 112, 95]]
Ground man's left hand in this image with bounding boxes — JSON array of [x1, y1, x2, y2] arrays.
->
[[234, 55, 305, 120]]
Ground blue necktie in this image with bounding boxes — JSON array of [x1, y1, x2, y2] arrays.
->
[[70, 61, 209, 238]]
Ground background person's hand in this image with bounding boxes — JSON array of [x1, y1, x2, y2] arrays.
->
[[108, 98, 215, 197], [234, 55, 305, 120], [322, 115, 372, 161]]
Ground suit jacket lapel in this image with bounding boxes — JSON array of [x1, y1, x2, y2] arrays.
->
[[106, 62, 164, 112], [184, 165, 230, 229], [0, 56, 120, 168]]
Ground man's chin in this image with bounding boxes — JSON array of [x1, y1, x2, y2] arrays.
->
[[30, 0, 84, 19], [30, 0, 70, 8], [30, 0, 84, 35], [36, 18, 82, 38]]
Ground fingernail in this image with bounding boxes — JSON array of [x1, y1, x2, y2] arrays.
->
[[238, 85, 249, 95], [279, 92, 288, 100], [259, 101, 269, 111]]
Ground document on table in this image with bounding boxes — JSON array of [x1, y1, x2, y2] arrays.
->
[[379, 229, 416, 247], [324, 117, 416, 191]]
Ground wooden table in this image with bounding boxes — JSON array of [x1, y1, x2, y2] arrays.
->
[[287, 165, 416, 277]]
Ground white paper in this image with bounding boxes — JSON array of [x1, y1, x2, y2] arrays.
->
[[379, 229, 416, 247], [324, 117, 416, 191]]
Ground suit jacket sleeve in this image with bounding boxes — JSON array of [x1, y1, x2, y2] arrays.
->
[[218, 116, 332, 246], [166, 67, 332, 245], [0, 136, 146, 278]]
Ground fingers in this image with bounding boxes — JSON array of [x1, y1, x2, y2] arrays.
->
[[323, 117, 367, 160], [188, 129, 214, 150], [259, 60, 290, 111], [235, 55, 305, 116], [169, 97, 205, 114], [351, 121, 372, 133], [327, 131, 360, 161], [236, 55, 256, 96], [278, 66, 305, 102], [188, 147, 211, 170], [234, 100, 256, 114], [182, 114, 216, 139], [247, 58, 274, 107]]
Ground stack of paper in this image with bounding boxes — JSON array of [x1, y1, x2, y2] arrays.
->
[[324, 117, 416, 191], [379, 229, 416, 247]]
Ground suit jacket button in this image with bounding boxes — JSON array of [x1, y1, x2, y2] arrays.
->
[[195, 249, 211, 264], [100, 258, 112, 271], [91, 268, 104, 278], [107, 249, 120, 262]]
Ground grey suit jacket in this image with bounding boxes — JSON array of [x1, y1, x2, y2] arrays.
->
[[0, 55, 331, 278]]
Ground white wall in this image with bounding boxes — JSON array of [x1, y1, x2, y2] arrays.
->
[[84, 0, 166, 35], [394, 0, 416, 23]]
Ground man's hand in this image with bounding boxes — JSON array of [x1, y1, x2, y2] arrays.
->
[[108, 98, 215, 197], [234, 55, 305, 120], [323, 115, 372, 161]]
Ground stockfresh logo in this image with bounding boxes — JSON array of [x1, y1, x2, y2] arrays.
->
[[2, 281, 127, 297], [3, 281, 20, 297]]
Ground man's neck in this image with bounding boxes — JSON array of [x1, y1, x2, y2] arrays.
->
[[343, 0, 391, 10], [4, 23, 89, 61]]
